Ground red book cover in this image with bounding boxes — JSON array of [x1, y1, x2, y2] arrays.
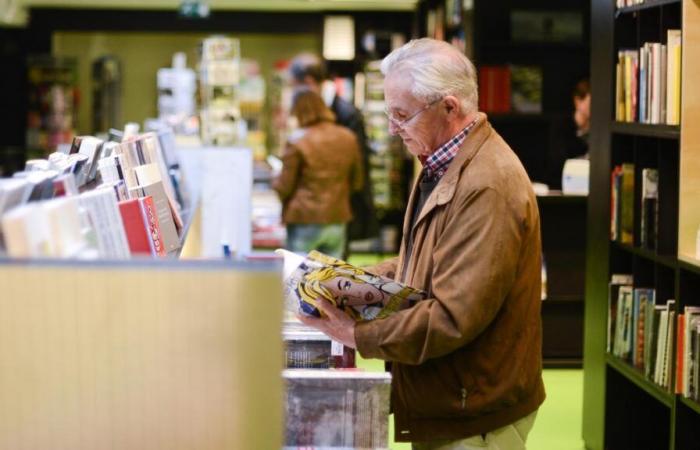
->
[[119, 198, 154, 256], [497, 66, 511, 113], [478, 66, 493, 112], [140, 196, 166, 257], [676, 313, 685, 395]]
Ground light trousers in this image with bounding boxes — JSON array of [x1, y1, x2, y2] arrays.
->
[[411, 410, 538, 450]]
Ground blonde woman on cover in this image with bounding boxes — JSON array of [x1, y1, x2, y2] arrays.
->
[[272, 88, 363, 259], [297, 262, 420, 320]]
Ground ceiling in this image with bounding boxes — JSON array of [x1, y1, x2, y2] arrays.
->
[[2, 0, 416, 26], [19, 0, 417, 11]]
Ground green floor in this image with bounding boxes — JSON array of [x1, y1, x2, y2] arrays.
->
[[356, 357, 585, 450]]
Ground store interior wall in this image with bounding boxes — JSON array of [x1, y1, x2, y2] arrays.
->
[[52, 31, 319, 134]]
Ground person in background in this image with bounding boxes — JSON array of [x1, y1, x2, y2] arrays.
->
[[272, 88, 363, 259], [298, 38, 545, 450], [289, 53, 379, 254], [548, 78, 590, 189]]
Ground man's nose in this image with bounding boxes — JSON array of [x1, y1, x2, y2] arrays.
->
[[387, 120, 401, 136]]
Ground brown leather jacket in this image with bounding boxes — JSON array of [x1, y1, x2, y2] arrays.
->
[[355, 114, 545, 442], [273, 121, 363, 224]]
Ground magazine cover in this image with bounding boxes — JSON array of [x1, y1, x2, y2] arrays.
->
[[277, 249, 426, 321]]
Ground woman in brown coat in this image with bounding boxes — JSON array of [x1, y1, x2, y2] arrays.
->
[[272, 88, 363, 258]]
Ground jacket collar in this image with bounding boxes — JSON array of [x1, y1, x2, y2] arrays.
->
[[403, 113, 492, 238]]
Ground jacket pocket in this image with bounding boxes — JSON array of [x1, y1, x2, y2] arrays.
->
[[395, 352, 476, 419]]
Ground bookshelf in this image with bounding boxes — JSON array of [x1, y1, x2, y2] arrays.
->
[[582, 1, 700, 449], [413, 0, 590, 365]]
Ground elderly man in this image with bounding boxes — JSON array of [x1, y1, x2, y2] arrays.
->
[[300, 38, 545, 450]]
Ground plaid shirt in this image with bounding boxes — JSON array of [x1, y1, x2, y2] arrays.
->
[[422, 118, 479, 181]]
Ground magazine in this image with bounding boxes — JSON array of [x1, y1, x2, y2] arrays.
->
[[277, 249, 426, 321]]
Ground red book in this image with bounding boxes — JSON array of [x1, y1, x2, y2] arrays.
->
[[676, 313, 685, 395], [118, 196, 166, 257]]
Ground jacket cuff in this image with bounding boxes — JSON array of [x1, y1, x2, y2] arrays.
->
[[355, 319, 382, 359]]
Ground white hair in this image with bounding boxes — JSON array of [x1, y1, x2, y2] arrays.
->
[[380, 38, 478, 114]]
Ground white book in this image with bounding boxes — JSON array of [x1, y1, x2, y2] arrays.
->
[[79, 188, 131, 259], [0, 178, 31, 215], [42, 197, 88, 258], [684, 309, 700, 397], [1, 203, 49, 258], [655, 309, 669, 385], [651, 43, 662, 124]]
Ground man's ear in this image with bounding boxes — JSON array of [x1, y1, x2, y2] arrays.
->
[[443, 96, 460, 116]]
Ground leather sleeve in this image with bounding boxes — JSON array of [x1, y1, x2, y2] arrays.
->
[[271, 142, 302, 202]]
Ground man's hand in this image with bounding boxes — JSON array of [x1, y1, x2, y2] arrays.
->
[[298, 297, 357, 349]]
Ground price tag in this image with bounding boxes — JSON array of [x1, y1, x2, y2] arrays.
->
[[331, 340, 344, 356]]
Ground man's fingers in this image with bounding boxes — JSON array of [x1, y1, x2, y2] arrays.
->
[[315, 297, 340, 319]]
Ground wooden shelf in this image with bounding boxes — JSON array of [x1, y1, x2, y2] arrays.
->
[[679, 396, 700, 415], [611, 241, 678, 269], [616, 0, 681, 15], [536, 192, 588, 204], [610, 121, 680, 139], [545, 294, 585, 303], [606, 354, 673, 407], [678, 257, 700, 277], [488, 113, 554, 124], [480, 41, 586, 51]]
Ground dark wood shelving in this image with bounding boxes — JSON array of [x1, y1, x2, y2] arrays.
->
[[679, 396, 700, 415], [545, 295, 585, 303], [611, 241, 678, 269], [487, 113, 554, 124], [536, 193, 588, 204], [610, 121, 680, 139], [480, 41, 587, 51], [616, 0, 681, 15], [678, 258, 700, 277], [606, 354, 674, 407]]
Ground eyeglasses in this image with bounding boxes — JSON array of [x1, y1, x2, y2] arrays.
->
[[384, 97, 443, 129]]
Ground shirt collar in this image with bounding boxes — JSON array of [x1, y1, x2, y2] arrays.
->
[[421, 118, 479, 181]]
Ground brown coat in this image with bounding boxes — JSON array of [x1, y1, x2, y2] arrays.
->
[[355, 114, 545, 442], [273, 121, 363, 224]]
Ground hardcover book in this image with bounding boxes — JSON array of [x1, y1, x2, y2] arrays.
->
[[277, 249, 426, 321]]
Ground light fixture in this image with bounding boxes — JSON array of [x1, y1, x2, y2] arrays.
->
[[323, 15, 355, 61]]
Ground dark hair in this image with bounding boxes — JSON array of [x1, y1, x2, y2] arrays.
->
[[573, 79, 590, 100], [289, 53, 327, 84], [291, 88, 336, 127]]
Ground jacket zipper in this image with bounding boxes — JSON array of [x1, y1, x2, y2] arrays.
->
[[461, 387, 467, 409]]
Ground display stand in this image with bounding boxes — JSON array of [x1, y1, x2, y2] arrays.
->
[[0, 249, 283, 450]]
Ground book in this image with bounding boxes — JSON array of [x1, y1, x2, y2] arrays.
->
[[620, 163, 635, 245], [640, 168, 659, 250], [510, 65, 543, 114], [118, 196, 166, 257], [607, 274, 634, 353], [128, 180, 181, 254], [78, 187, 131, 259], [283, 323, 355, 369], [666, 29, 682, 125], [277, 249, 426, 321]]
